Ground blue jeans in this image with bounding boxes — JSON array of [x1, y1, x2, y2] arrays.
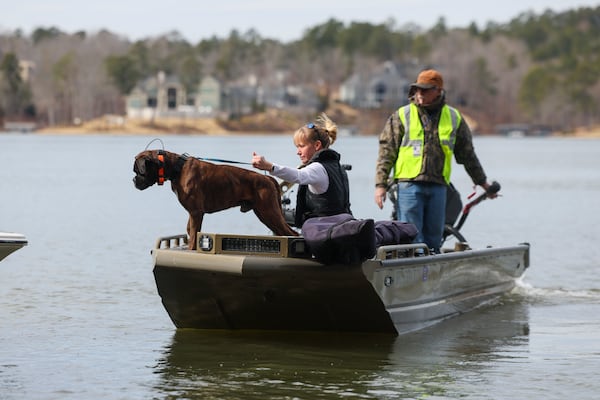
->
[[396, 181, 447, 252]]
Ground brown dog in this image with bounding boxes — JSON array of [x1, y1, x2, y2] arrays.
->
[[133, 150, 298, 249]]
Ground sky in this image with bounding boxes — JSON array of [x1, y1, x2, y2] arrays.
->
[[2, 0, 598, 43]]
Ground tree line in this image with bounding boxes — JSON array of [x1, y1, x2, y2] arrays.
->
[[1, 5, 599, 133]]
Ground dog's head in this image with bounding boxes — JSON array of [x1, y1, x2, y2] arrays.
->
[[133, 150, 166, 190]]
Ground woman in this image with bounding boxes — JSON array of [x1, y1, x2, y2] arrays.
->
[[252, 113, 351, 228]]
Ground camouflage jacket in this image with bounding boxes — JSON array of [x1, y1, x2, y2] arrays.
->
[[374, 96, 488, 188]]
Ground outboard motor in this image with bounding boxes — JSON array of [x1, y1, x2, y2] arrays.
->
[[445, 183, 463, 227], [280, 181, 297, 227]]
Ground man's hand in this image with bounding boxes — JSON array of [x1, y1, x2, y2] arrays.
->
[[481, 182, 499, 199], [375, 186, 387, 209]]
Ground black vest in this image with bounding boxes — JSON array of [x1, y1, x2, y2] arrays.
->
[[295, 149, 352, 227]]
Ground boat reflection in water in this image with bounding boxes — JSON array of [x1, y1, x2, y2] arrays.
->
[[153, 297, 529, 399]]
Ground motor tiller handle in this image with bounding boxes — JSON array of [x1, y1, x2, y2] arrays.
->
[[454, 181, 501, 232]]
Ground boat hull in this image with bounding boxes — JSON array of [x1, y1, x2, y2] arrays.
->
[[363, 244, 529, 333], [152, 234, 529, 335], [0, 232, 27, 262]]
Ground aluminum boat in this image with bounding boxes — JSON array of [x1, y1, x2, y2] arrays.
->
[[151, 233, 529, 335]]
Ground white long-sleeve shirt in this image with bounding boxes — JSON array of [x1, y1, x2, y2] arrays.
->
[[270, 163, 329, 194]]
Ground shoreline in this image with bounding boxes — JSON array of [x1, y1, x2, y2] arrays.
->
[[30, 128, 600, 138], [4, 113, 600, 138], [33, 115, 234, 136]]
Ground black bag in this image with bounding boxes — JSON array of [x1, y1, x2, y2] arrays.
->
[[374, 220, 418, 247], [301, 213, 376, 265]]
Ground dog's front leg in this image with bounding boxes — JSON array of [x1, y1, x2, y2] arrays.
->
[[186, 212, 204, 250]]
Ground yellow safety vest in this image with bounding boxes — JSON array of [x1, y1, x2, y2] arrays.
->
[[394, 103, 461, 184]]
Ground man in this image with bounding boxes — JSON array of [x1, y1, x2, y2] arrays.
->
[[373, 69, 495, 253]]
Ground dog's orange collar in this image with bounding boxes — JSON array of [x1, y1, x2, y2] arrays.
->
[[157, 152, 165, 185]]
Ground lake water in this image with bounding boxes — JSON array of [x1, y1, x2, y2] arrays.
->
[[1, 133, 599, 399]]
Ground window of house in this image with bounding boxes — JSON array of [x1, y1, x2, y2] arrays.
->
[[167, 88, 177, 109], [375, 83, 387, 104]]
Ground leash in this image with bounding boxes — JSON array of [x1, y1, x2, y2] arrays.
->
[[184, 153, 252, 166], [144, 138, 251, 166], [145, 138, 165, 151]]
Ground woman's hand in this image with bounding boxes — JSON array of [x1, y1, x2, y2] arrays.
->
[[252, 152, 273, 171]]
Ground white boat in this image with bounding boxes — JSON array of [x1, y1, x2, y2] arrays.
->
[[151, 233, 529, 335], [0, 232, 28, 262]]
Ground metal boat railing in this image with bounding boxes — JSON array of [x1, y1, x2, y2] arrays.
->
[[155, 234, 188, 250], [153, 234, 437, 261], [376, 243, 431, 260]]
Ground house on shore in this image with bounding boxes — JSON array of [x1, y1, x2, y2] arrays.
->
[[339, 61, 413, 109], [125, 71, 319, 120]]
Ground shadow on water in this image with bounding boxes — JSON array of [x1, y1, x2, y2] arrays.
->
[[152, 296, 530, 400]]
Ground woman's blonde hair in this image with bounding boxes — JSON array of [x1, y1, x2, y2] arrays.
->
[[293, 113, 338, 148]]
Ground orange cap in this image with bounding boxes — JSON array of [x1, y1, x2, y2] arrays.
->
[[411, 69, 444, 90]]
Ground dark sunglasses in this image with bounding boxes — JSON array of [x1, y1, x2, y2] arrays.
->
[[306, 123, 316, 129]]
